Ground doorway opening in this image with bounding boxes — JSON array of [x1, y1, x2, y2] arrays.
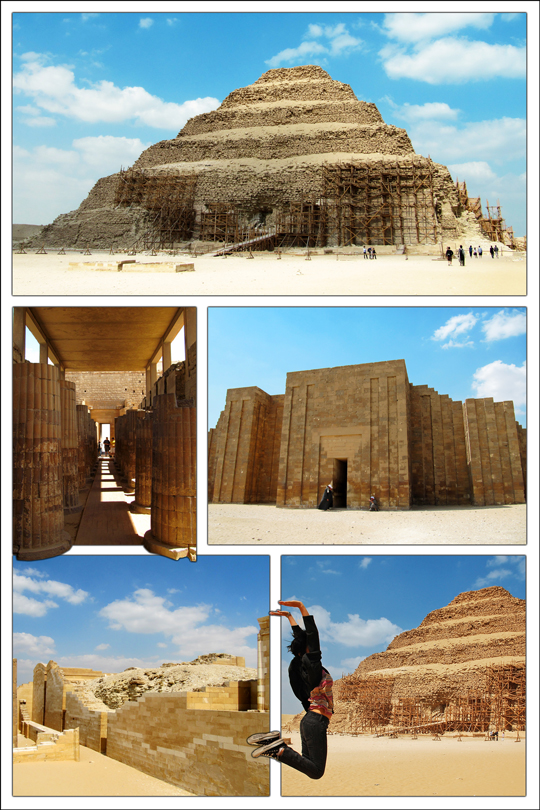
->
[[332, 459, 347, 508]]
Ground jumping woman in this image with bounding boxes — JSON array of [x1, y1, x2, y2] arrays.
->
[[248, 599, 333, 779]]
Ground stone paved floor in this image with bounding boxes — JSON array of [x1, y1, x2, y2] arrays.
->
[[74, 457, 150, 546]]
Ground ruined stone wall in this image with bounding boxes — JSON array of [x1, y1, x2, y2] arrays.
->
[[106, 693, 269, 796], [13, 728, 80, 763], [276, 360, 411, 509], [409, 384, 470, 505], [64, 689, 112, 752], [64, 371, 146, 410]]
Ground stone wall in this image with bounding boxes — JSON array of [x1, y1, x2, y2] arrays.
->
[[64, 689, 112, 752], [13, 728, 79, 763], [210, 359, 526, 509], [64, 370, 146, 410], [106, 693, 269, 796]]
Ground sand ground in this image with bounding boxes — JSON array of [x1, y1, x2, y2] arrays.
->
[[279, 727, 526, 797], [12, 737, 194, 796], [12, 249, 526, 296], [208, 502, 526, 545]]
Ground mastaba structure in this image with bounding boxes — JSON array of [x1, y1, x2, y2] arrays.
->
[[208, 359, 526, 510], [33, 66, 516, 251]]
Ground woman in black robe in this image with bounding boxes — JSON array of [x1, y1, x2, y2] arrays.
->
[[317, 484, 333, 510]]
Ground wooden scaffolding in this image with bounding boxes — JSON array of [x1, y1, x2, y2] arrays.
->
[[337, 661, 526, 735], [322, 160, 439, 246], [113, 169, 197, 250]]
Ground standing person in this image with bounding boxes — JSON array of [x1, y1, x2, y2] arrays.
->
[[445, 246, 454, 265], [494, 245, 499, 258], [458, 245, 465, 266], [250, 600, 333, 781], [478, 246, 483, 258], [363, 245, 368, 260], [97, 441, 102, 456], [317, 484, 334, 511], [490, 245, 495, 258], [473, 248, 477, 258], [372, 247, 377, 260], [103, 437, 110, 456], [469, 245, 473, 258]]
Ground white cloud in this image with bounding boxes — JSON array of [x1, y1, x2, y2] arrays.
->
[[13, 593, 58, 617], [14, 572, 89, 605], [392, 101, 460, 122], [166, 18, 179, 27], [447, 161, 497, 184], [381, 36, 525, 84], [382, 12, 496, 44], [13, 136, 151, 224], [100, 589, 259, 667], [308, 605, 402, 647], [359, 557, 372, 569], [95, 643, 110, 651], [481, 310, 526, 342], [13, 632, 56, 657], [474, 555, 525, 588], [432, 312, 478, 343], [441, 340, 474, 350], [407, 117, 525, 165], [471, 360, 526, 409], [157, 642, 167, 648], [340, 656, 366, 672], [13, 53, 220, 129], [139, 18, 154, 30], [266, 22, 363, 67]]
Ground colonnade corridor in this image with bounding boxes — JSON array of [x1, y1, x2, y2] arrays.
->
[[74, 455, 150, 546]]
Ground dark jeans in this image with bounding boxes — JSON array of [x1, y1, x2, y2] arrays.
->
[[280, 711, 329, 779]]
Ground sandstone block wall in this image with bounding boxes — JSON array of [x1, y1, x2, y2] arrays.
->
[[409, 384, 470, 505], [463, 398, 526, 505], [106, 694, 269, 796], [210, 360, 526, 509], [64, 690, 112, 752], [64, 370, 146, 410], [210, 387, 283, 504], [13, 728, 79, 763]]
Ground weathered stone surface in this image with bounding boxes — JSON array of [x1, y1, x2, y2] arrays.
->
[[29, 65, 483, 250], [209, 360, 526, 510]]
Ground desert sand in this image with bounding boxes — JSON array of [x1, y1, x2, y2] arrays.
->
[[279, 727, 526, 797], [208, 502, 526, 545], [12, 248, 526, 296], [12, 737, 194, 796]]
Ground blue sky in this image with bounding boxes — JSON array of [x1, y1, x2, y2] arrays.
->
[[10, 10, 529, 233], [278, 554, 526, 714], [12, 554, 269, 685], [208, 306, 527, 428]]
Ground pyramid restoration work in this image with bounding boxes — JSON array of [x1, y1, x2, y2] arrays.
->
[[33, 66, 517, 252], [208, 359, 526, 510]]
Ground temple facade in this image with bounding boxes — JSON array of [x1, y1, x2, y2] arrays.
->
[[209, 360, 526, 510]]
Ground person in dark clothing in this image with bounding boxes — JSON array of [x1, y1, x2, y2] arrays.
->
[[103, 437, 110, 455], [458, 245, 465, 266], [317, 484, 333, 511], [469, 245, 473, 258], [490, 245, 495, 258], [445, 246, 454, 265], [251, 600, 333, 779]]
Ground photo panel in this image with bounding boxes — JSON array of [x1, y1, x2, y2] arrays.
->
[[276, 553, 526, 798], [208, 306, 527, 547]]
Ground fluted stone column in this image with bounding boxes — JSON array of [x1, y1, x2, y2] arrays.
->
[[144, 393, 196, 560], [131, 411, 153, 514], [60, 380, 81, 514], [77, 405, 97, 487], [13, 363, 72, 560]]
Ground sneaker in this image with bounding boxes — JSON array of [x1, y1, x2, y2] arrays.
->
[[251, 739, 287, 759], [246, 731, 281, 746]]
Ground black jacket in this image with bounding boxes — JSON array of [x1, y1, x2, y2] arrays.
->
[[288, 614, 328, 712]]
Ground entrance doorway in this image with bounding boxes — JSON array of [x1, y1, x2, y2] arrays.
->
[[332, 459, 347, 508]]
